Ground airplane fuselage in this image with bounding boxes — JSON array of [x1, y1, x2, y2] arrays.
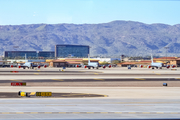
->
[[151, 62, 163, 68]]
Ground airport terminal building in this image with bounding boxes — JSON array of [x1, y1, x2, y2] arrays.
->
[[38, 51, 55, 58], [55, 45, 89, 58], [4, 51, 55, 59], [4, 44, 89, 59]]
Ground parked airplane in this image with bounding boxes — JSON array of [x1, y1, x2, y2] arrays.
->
[[79, 55, 112, 69], [18, 62, 46, 69], [140, 55, 163, 69], [81, 54, 99, 69], [139, 55, 176, 69]]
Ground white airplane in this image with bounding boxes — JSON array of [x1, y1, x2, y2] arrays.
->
[[140, 55, 163, 69], [75, 54, 99, 69], [18, 62, 47, 69], [140, 55, 176, 69], [17, 54, 47, 69], [84, 54, 99, 69], [77, 55, 112, 69]]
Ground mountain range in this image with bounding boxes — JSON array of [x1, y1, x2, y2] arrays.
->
[[0, 20, 180, 57]]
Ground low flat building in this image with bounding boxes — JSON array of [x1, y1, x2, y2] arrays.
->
[[154, 57, 180, 66], [118, 57, 180, 67], [47, 58, 99, 67], [118, 61, 151, 67], [49, 60, 67, 67], [118, 62, 137, 67]]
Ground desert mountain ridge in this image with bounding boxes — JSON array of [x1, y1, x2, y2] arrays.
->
[[0, 20, 180, 57]]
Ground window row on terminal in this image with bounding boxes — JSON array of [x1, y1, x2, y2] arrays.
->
[[4, 51, 55, 59], [4, 44, 90, 59]]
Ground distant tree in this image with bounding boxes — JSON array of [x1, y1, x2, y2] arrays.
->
[[111, 60, 121, 64], [13, 61, 17, 64]]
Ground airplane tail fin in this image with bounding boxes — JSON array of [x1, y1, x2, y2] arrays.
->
[[151, 54, 153, 63]]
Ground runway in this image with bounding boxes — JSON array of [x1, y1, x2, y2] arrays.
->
[[1, 78, 180, 82], [0, 67, 180, 119], [0, 98, 180, 119]]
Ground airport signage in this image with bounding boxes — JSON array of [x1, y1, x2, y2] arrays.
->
[[36, 92, 52, 97], [11, 82, 26, 86]]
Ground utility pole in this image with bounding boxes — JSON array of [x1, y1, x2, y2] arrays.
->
[[164, 47, 169, 65]]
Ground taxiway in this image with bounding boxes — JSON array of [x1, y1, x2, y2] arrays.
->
[[0, 67, 179, 119]]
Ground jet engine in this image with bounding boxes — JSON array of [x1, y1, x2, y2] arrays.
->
[[140, 65, 143, 68], [147, 65, 151, 68], [172, 65, 175, 68]]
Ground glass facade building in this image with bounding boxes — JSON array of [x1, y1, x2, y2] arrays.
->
[[38, 51, 55, 58], [4, 45, 89, 59], [4, 51, 37, 59], [55, 45, 89, 58], [4, 51, 55, 59]]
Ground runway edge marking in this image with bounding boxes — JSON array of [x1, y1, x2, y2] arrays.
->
[[0, 112, 180, 114], [134, 78, 145, 80], [52, 79, 64, 81], [34, 73, 39, 75], [0, 112, 178, 114], [10, 79, 23, 82]]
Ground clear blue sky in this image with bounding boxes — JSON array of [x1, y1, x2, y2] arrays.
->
[[0, 0, 179, 25]]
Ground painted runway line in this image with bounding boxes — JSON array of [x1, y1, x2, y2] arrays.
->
[[0, 112, 179, 114]]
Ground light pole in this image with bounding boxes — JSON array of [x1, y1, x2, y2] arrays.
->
[[164, 47, 169, 65]]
